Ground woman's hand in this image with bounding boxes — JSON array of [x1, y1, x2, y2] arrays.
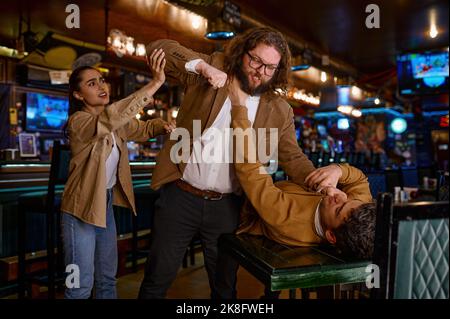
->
[[147, 48, 166, 84], [163, 121, 176, 134], [305, 164, 343, 192]]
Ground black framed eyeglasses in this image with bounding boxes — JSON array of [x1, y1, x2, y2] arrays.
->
[[246, 52, 279, 76]]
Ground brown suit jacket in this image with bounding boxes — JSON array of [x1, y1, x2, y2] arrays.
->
[[231, 105, 373, 246], [146, 39, 315, 190], [61, 90, 167, 227]]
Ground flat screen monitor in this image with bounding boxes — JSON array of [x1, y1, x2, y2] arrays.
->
[[26, 92, 69, 133], [397, 48, 449, 95]]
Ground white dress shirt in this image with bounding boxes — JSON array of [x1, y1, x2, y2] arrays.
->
[[182, 59, 259, 193]]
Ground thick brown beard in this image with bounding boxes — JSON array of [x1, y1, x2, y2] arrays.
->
[[235, 65, 273, 96]]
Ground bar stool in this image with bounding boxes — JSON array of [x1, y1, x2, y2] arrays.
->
[[372, 193, 448, 299], [17, 140, 70, 298], [436, 171, 449, 201], [183, 234, 202, 268], [131, 186, 160, 272]]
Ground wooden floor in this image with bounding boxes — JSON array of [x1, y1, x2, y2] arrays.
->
[[2, 248, 368, 299], [118, 252, 295, 299], [2, 250, 298, 299]]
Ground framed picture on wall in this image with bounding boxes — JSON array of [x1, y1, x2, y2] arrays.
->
[[18, 133, 37, 158]]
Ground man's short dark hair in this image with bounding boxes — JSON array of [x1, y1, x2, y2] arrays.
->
[[334, 202, 376, 259]]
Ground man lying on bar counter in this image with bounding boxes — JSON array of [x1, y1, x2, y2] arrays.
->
[[228, 78, 376, 259]]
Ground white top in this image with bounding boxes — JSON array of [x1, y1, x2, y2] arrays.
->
[[182, 59, 260, 193], [105, 132, 120, 189]]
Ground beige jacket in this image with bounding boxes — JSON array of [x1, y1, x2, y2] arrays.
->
[[61, 90, 167, 227], [231, 105, 373, 246], [146, 39, 316, 190]]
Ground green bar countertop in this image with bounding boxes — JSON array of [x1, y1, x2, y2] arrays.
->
[[219, 233, 371, 291]]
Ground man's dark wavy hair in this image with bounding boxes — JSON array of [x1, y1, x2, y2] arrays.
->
[[334, 202, 377, 259], [223, 27, 291, 94]]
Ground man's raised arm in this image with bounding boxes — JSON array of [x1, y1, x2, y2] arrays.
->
[[146, 39, 226, 88]]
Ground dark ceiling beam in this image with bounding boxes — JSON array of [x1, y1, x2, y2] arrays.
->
[[239, 12, 360, 79], [169, 0, 360, 79]]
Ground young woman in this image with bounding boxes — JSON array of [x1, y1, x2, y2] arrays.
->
[[61, 49, 173, 299]]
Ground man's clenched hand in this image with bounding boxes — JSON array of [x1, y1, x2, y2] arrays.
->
[[196, 61, 227, 89]]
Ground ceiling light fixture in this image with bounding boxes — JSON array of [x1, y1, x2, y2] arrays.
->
[[136, 44, 146, 57], [126, 37, 135, 55], [429, 9, 439, 39], [205, 18, 235, 40], [291, 55, 311, 71], [351, 109, 362, 117], [337, 105, 353, 114], [108, 29, 146, 58], [429, 24, 438, 38], [289, 88, 320, 105], [191, 15, 203, 30], [171, 107, 179, 119]]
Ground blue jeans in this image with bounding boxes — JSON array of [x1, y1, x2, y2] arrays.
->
[[62, 189, 118, 299]]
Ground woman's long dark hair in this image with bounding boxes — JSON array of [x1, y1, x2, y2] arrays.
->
[[63, 66, 97, 137]]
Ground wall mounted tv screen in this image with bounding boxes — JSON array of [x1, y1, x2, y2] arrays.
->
[[26, 92, 69, 133], [397, 48, 449, 95]]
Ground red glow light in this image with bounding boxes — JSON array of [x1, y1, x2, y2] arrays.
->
[[440, 115, 449, 127]]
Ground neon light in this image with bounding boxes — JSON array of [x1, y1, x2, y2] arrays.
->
[[423, 76, 446, 88], [314, 108, 414, 118], [291, 65, 310, 71], [440, 115, 449, 127], [205, 31, 235, 40], [391, 118, 408, 134], [337, 118, 350, 130], [2, 164, 50, 168], [423, 111, 449, 117]]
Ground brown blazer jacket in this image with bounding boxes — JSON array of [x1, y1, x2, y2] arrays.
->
[[231, 105, 373, 246], [146, 39, 315, 190], [61, 89, 167, 227]]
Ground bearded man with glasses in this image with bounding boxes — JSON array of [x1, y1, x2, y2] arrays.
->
[[139, 27, 318, 299]]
